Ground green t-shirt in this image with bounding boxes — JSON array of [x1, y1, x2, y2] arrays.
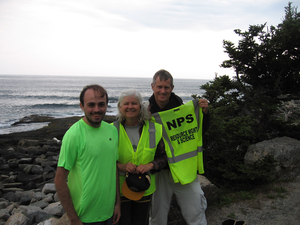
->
[[57, 119, 119, 223]]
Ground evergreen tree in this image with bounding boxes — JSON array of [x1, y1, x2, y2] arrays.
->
[[197, 3, 300, 189], [220, 2, 300, 130]]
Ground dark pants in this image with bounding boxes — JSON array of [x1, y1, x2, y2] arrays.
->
[[83, 217, 113, 225], [118, 195, 152, 225]]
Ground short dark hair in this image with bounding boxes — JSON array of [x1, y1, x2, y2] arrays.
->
[[79, 84, 108, 106], [152, 69, 174, 87]]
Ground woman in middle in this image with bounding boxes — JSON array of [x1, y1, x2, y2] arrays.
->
[[113, 89, 167, 225]]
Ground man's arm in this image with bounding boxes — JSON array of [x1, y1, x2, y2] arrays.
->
[[198, 99, 209, 114], [150, 138, 167, 173], [112, 165, 121, 225], [54, 167, 82, 225]]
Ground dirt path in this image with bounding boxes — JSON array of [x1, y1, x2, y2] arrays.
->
[[205, 174, 300, 225]]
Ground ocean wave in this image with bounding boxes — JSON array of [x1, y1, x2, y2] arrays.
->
[[30, 103, 79, 109], [0, 94, 79, 101], [0, 122, 50, 135], [28, 102, 115, 109]]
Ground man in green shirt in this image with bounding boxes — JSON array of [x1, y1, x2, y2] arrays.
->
[[55, 84, 121, 225]]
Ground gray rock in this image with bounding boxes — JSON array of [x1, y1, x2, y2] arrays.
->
[[3, 183, 23, 189], [18, 139, 39, 147], [24, 181, 36, 190], [17, 173, 43, 184], [43, 194, 54, 203], [33, 192, 47, 201], [31, 165, 44, 175], [39, 213, 69, 224], [45, 151, 58, 157], [5, 203, 15, 214], [17, 205, 43, 215], [2, 188, 24, 193], [43, 202, 64, 216], [23, 165, 33, 174], [1, 175, 17, 184], [43, 165, 55, 173], [53, 193, 59, 202], [27, 211, 54, 225], [36, 217, 60, 225], [245, 137, 300, 175], [42, 183, 56, 195], [2, 192, 18, 202], [19, 158, 33, 164], [15, 190, 46, 202], [24, 146, 43, 154], [198, 175, 219, 206], [0, 209, 10, 220], [42, 172, 55, 182], [7, 159, 18, 169], [4, 212, 29, 225], [0, 201, 9, 210], [30, 200, 49, 209], [35, 158, 46, 165], [41, 161, 57, 168], [19, 196, 33, 205]]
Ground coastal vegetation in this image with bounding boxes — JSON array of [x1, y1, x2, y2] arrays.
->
[[193, 2, 300, 190]]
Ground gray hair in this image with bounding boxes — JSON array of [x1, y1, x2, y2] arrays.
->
[[116, 89, 150, 123], [152, 69, 174, 87]]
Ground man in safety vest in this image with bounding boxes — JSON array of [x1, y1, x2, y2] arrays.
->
[[148, 69, 210, 225]]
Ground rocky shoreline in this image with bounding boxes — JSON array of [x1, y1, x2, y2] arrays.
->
[[0, 115, 116, 224], [0, 115, 116, 148]]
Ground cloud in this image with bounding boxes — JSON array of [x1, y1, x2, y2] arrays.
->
[[0, 0, 296, 79]]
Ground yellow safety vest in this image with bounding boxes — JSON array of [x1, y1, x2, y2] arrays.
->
[[151, 99, 204, 185], [113, 121, 163, 196]]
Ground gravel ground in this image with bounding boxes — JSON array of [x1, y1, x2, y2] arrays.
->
[[205, 173, 300, 225]]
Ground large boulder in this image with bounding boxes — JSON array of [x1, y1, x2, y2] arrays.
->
[[198, 175, 219, 205], [244, 136, 300, 175]]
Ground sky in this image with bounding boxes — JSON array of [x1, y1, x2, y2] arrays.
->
[[0, 0, 295, 80]]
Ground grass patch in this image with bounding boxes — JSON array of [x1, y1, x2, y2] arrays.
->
[[227, 212, 236, 219], [267, 194, 276, 199], [274, 186, 287, 194], [217, 190, 256, 207], [219, 195, 234, 207], [237, 191, 256, 200], [240, 208, 247, 215], [216, 184, 289, 208]]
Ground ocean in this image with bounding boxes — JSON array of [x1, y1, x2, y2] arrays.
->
[[0, 75, 209, 135]]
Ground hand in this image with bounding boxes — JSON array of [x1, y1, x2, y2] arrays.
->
[[198, 99, 209, 114], [124, 162, 137, 173], [69, 218, 83, 225], [112, 201, 121, 224], [136, 163, 154, 174]]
